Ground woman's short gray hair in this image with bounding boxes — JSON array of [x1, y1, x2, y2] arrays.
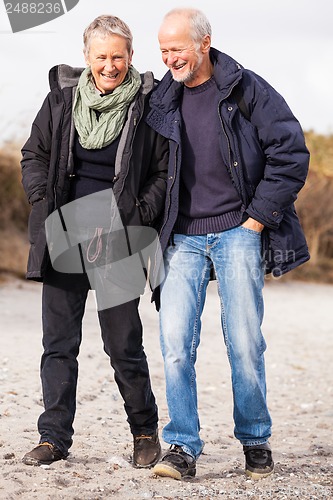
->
[[163, 8, 212, 45], [83, 15, 133, 57]]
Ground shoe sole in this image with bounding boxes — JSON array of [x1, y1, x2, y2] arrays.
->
[[153, 463, 196, 480], [22, 456, 59, 466], [153, 463, 182, 480], [134, 453, 161, 469], [22, 455, 66, 466], [245, 468, 274, 480], [22, 456, 42, 466]]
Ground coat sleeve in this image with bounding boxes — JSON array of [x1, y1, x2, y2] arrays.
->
[[137, 131, 168, 226], [243, 71, 310, 229], [21, 93, 53, 205]]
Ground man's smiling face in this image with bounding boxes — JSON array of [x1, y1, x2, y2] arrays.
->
[[158, 15, 205, 87]]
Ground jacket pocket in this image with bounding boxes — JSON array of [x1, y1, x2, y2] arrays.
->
[[135, 197, 151, 226], [28, 198, 49, 245]]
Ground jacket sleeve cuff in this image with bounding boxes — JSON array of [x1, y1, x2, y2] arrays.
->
[[245, 203, 283, 230], [29, 192, 46, 205]]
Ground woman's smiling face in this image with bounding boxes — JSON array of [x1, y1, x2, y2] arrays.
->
[[85, 34, 133, 94]]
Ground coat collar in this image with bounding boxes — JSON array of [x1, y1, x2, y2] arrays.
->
[[149, 48, 243, 113], [48, 64, 155, 95]]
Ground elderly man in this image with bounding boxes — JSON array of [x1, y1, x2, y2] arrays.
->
[[146, 8, 309, 480]]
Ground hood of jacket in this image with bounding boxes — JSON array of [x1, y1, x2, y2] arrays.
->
[[48, 64, 156, 96], [49, 64, 83, 90]]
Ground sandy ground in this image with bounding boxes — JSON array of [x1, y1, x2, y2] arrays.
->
[[0, 277, 332, 499]]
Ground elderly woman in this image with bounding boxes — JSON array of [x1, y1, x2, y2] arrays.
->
[[21, 15, 168, 467]]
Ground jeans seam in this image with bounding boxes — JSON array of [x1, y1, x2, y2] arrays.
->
[[216, 275, 231, 361], [190, 259, 209, 386]]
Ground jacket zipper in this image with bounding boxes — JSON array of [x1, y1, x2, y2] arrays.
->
[[53, 105, 65, 210], [218, 98, 234, 184], [218, 85, 248, 204], [157, 139, 178, 241], [105, 110, 140, 275], [151, 141, 178, 285], [115, 115, 139, 200]]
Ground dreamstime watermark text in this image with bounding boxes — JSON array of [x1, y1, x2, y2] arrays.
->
[[4, 0, 80, 33]]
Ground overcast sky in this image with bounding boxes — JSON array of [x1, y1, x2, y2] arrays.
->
[[0, 0, 332, 145]]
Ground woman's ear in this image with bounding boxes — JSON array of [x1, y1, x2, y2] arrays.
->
[[84, 48, 90, 66], [128, 49, 134, 66]]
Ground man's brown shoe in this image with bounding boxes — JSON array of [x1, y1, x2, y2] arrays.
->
[[133, 430, 161, 468], [22, 442, 68, 466]]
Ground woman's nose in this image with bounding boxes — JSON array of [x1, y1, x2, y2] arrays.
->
[[104, 59, 114, 71]]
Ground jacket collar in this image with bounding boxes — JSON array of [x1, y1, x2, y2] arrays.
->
[[209, 48, 243, 96], [48, 64, 155, 95], [149, 48, 243, 113]]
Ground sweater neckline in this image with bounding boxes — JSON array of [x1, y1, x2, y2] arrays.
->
[[183, 76, 216, 95]]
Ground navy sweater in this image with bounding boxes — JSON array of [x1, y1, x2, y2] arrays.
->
[[69, 133, 120, 201], [174, 76, 243, 235]]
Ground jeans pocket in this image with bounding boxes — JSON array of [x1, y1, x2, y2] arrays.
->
[[239, 225, 262, 237]]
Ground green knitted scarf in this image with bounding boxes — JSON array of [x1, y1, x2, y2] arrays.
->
[[73, 65, 141, 149]]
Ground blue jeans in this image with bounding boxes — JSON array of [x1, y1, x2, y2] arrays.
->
[[159, 227, 272, 458]]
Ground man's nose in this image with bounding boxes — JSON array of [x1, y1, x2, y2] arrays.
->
[[166, 51, 177, 66]]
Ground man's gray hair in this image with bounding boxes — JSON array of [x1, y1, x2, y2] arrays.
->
[[163, 8, 212, 44], [83, 15, 133, 57]]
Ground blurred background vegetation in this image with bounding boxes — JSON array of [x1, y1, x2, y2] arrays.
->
[[0, 145, 31, 281], [0, 131, 332, 283]]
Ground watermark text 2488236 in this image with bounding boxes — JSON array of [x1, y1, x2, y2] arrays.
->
[[4, 1, 80, 33]]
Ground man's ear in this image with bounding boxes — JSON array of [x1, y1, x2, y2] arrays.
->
[[201, 35, 211, 54]]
